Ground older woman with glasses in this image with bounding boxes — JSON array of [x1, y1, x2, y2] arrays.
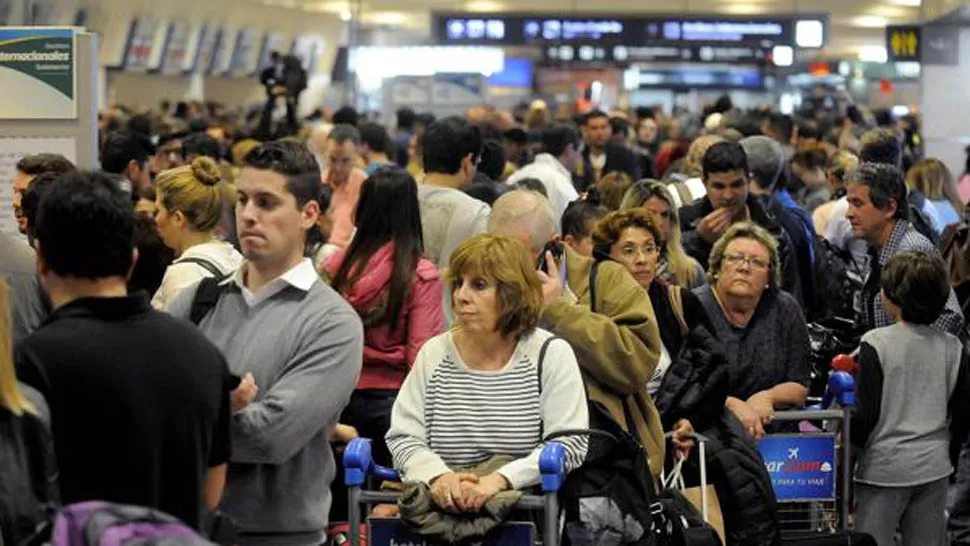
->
[[694, 222, 810, 440], [593, 208, 724, 457], [619, 180, 705, 289]]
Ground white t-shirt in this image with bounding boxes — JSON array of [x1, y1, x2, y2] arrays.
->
[[506, 154, 579, 222], [151, 240, 244, 311], [418, 184, 490, 271]]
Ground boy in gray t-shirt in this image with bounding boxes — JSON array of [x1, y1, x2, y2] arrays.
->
[[852, 251, 970, 546]]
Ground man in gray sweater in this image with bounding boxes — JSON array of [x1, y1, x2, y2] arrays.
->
[[170, 141, 363, 546]]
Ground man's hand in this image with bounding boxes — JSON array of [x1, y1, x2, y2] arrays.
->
[[331, 424, 358, 444], [727, 397, 765, 441], [697, 208, 733, 244], [231, 373, 258, 413], [537, 251, 564, 306], [747, 391, 776, 425], [430, 472, 479, 513], [463, 473, 511, 512], [671, 419, 695, 460]]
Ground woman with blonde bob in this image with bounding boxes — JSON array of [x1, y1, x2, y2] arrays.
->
[[386, 234, 588, 514], [0, 280, 56, 544], [694, 223, 810, 441], [151, 157, 243, 310], [907, 158, 964, 232], [620, 180, 705, 288]]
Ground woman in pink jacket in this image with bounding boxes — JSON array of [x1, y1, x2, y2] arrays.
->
[[323, 166, 445, 473]]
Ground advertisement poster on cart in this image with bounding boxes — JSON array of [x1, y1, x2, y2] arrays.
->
[[758, 434, 837, 501], [0, 27, 75, 119]]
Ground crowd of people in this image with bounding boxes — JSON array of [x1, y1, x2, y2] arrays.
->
[[1, 93, 970, 546]]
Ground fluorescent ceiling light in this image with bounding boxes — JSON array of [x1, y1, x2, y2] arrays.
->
[[851, 16, 888, 28], [339, 10, 351, 21], [888, 0, 921, 6], [465, 1, 505, 10], [723, 4, 762, 15]]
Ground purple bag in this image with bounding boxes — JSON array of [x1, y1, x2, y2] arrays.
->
[[53, 501, 214, 546]]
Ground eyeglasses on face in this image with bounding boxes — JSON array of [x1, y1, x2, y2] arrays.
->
[[619, 244, 659, 260], [722, 253, 769, 271]]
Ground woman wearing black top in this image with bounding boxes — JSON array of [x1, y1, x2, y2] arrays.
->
[[592, 208, 723, 457]]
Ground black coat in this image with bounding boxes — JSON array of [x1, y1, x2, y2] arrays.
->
[[573, 143, 641, 192], [696, 413, 782, 546], [679, 194, 803, 307], [651, 282, 729, 434]]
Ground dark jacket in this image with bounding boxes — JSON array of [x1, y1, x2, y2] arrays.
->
[[651, 282, 730, 434], [0, 387, 58, 545], [573, 143, 641, 192], [679, 194, 803, 306], [765, 194, 817, 317], [696, 413, 781, 546]]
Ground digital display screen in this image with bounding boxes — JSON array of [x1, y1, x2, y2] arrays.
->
[[633, 68, 766, 90], [434, 12, 825, 49], [544, 44, 767, 65], [488, 56, 535, 87]]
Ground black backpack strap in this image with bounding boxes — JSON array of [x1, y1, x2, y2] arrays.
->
[[176, 257, 225, 278], [588, 260, 600, 313], [190, 276, 229, 326]]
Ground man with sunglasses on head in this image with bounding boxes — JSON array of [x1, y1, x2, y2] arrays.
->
[[679, 141, 802, 303]]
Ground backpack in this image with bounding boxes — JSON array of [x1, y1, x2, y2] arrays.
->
[[810, 236, 864, 322], [942, 211, 970, 318], [907, 192, 942, 247], [189, 276, 229, 326], [51, 501, 215, 546]]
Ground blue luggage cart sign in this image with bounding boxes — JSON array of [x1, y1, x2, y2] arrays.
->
[[758, 434, 837, 502], [368, 518, 535, 545]]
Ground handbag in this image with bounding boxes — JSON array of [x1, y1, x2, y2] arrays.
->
[[662, 457, 725, 546]]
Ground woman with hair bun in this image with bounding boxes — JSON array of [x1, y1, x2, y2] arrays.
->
[[151, 156, 243, 310]]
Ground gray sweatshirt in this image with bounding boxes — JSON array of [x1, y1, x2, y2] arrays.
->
[[169, 264, 363, 545]]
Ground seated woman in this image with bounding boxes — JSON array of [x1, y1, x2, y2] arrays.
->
[[592, 208, 725, 455], [619, 180, 706, 289], [151, 157, 242, 310], [386, 234, 588, 512], [694, 222, 811, 440]]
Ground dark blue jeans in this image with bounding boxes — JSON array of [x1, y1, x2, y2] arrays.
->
[[948, 440, 970, 544]]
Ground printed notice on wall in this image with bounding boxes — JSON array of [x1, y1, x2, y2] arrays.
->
[[0, 27, 76, 119], [0, 137, 76, 235]]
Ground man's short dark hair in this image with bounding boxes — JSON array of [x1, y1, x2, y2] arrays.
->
[[358, 122, 389, 155], [479, 140, 506, 181], [860, 128, 902, 168], [797, 120, 821, 141], [15, 153, 74, 177], [542, 123, 580, 158], [422, 116, 483, 176], [126, 114, 152, 137], [562, 199, 607, 239], [610, 117, 631, 137], [36, 170, 134, 279], [769, 113, 795, 142], [397, 108, 416, 130], [329, 124, 362, 147], [882, 251, 951, 325], [845, 162, 909, 221], [100, 131, 155, 174], [243, 140, 321, 207], [22, 172, 60, 238], [515, 177, 549, 198], [181, 132, 220, 160], [583, 110, 609, 126], [702, 141, 749, 179], [332, 106, 359, 127], [635, 106, 654, 120]]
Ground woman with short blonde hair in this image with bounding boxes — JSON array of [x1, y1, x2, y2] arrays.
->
[[151, 157, 242, 310], [620, 180, 705, 288], [695, 223, 809, 441], [387, 234, 588, 513]]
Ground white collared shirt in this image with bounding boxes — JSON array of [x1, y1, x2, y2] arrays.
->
[[506, 153, 579, 221], [231, 258, 319, 308]]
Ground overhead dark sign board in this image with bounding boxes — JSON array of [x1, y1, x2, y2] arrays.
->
[[886, 25, 921, 62], [541, 44, 769, 65], [434, 12, 827, 49]]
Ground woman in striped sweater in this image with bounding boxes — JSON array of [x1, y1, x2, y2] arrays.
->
[[386, 234, 588, 513]]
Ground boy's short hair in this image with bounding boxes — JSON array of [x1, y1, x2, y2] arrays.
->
[[882, 251, 951, 325], [561, 199, 607, 240]]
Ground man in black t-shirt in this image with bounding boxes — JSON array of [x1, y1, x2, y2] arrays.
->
[[14, 171, 233, 528]]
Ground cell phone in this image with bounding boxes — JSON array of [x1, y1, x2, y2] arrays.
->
[[536, 240, 565, 273]]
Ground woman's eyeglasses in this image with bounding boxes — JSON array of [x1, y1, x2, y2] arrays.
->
[[619, 244, 659, 260], [723, 253, 770, 271]]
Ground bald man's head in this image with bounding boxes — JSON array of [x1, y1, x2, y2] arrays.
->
[[488, 189, 558, 256]]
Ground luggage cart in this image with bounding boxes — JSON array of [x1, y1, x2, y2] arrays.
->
[[343, 438, 568, 546], [757, 371, 856, 537]]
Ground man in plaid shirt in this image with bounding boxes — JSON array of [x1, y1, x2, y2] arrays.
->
[[846, 162, 964, 336]]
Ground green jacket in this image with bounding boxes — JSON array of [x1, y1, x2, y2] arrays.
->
[[541, 247, 665, 477]]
